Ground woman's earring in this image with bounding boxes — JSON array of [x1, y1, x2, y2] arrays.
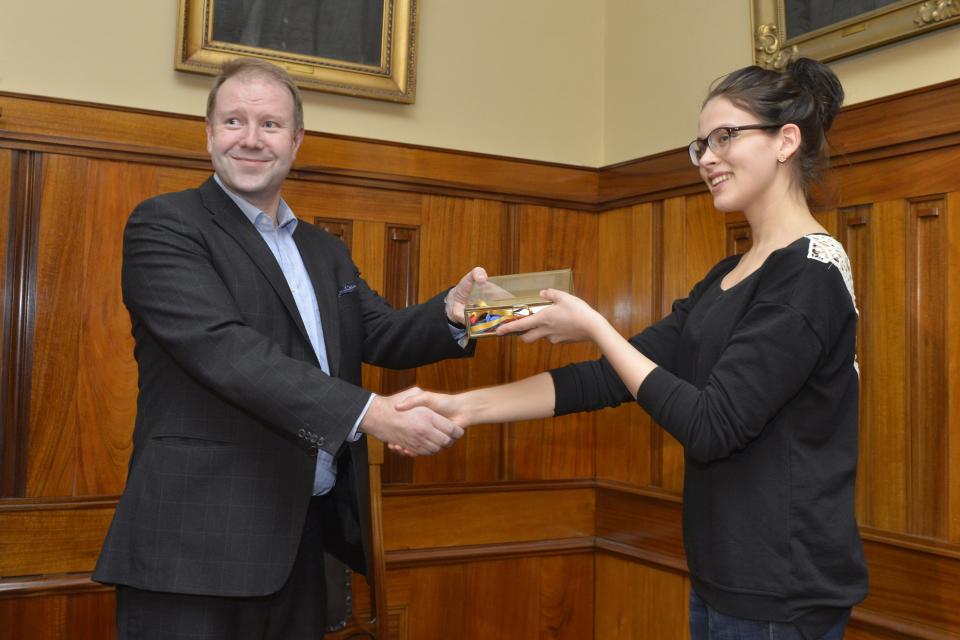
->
[[777, 155, 786, 164]]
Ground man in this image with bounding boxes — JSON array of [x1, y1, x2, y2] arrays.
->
[[93, 58, 482, 639]]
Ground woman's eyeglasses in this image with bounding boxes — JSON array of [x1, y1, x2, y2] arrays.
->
[[688, 124, 784, 167]]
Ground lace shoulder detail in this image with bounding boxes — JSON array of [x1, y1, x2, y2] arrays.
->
[[805, 234, 857, 309]]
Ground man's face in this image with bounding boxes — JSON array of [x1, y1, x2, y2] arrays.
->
[[206, 74, 303, 216]]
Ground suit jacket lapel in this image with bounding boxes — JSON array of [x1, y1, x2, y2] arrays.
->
[[293, 227, 341, 377], [199, 178, 314, 351]]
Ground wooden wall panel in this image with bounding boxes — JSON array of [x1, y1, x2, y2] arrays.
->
[[0, 588, 115, 640], [906, 196, 949, 539], [839, 205, 874, 526], [0, 148, 8, 350], [25, 154, 89, 498], [595, 204, 657, 487], [26, 158, 146, 499], [595, 554, 689, 640], [0, 503, 115, 576], [858, 200, 910, 533], [948, 192, 960, 544], [388, 553, 593, 640], [75, 162, 146, 497], [382, 487, 594, 551], [411, 196, 510, 485], [509, 206, 599, 481]]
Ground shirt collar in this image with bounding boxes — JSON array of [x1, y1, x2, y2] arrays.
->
[[214, 173, 298, 232]]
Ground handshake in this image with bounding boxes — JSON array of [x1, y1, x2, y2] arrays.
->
[[358, 387, 464, 457]]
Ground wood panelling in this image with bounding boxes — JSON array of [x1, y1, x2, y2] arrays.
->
[[906, 196, 948, 539], [380, 225, 422, 483], [382, 485, 594, 551], [0, 588, 115, 640], [595, 205, 657, 487], [409, 196, 510, 485], [595, 553, 689, 640], [387, 553, 593, 640], [0, 92, 598, 207], [509, 206, 599, 481], [3, 79, 960, 639], [1, 150, 40, 499], [948, 192, 960, 544], [26, 157, 141, 499], [0, 502, 116, 576], [856, 530, 960, 637]]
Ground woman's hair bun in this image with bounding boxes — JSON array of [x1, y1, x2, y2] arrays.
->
[[787, 57, 845, 132]]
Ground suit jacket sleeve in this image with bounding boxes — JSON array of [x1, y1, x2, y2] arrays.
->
[[121, 193, 466, 456]]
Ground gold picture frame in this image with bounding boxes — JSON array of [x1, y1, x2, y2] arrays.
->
[[176, 0, 418, 103], [752, 0, 960, 69]]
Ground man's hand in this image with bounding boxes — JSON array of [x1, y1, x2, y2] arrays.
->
[[358, 388, 464, 456], [445, 267, 488, 325]]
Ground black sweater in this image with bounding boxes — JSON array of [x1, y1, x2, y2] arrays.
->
[[551, 234, 868, 637]]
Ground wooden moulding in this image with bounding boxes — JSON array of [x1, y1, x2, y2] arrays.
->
[[4, 78, 960, 210]]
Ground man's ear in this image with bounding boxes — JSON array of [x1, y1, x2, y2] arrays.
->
[[292, 128, 305, 157], [205, 120, 214, 154]]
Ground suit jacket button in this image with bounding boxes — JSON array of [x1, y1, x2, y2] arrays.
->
[[317, 436, 325, 446], [298, 428, 306, 438], [309, 433, 318, 444]]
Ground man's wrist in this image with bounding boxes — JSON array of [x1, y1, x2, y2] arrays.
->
[[444, 290, 466, 328]]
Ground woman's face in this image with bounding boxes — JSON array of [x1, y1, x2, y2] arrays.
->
[[697, 97, 782, 213]]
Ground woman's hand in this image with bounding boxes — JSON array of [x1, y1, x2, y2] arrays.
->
[[390, 389, 471, 456], [495, 289, 605, 344]]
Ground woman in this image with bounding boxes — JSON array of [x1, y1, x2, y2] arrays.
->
[[401, 58, 868, 639]]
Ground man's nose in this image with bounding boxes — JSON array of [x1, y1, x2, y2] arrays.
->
[[240, 124, 262, 147]]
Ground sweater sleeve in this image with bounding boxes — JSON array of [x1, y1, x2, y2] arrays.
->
[[550, 264, 726, 416], [636, 302, 823, 463]]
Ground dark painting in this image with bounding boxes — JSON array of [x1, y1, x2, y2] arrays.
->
[[785, 0, 903, 39], [212, 0, 385, 66]]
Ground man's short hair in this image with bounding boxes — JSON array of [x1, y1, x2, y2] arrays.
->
[[206, 58, 304, 131]]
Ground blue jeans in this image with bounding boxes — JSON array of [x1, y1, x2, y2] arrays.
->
[[689, 589, 849, 640]]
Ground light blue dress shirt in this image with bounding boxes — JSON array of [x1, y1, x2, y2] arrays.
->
[[215, 175, 370, 495]]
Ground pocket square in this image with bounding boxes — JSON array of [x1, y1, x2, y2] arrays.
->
[[337, 283, 358, 297]]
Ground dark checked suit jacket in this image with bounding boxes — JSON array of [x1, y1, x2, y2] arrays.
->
[[93, 177, 470, 614]]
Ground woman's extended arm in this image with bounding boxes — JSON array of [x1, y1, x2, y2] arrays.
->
[[498, 288, 657, 398], [397, 372, 556, 428]]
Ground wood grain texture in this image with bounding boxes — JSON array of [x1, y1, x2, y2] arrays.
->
[[25, 154, 88, 498], [0, 589, 115, 640], [595, 204, 657, 487], [948, 192, 960, 544], [382, 487, 594, 551], [864, 200, 909, 533], [508, 205, 599, 481], [410, 196, 510, 484], [75, 161, 147, 497], [0, 149, 9, 358], [393, 553, 593, 640], [595, 553, 689, 640], [0, 502, 115, 576], [0, 92, 599, 206], [907, 197, 948, 539]]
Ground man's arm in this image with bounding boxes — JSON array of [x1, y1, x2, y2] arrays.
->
[[122, 196, 459, 456]]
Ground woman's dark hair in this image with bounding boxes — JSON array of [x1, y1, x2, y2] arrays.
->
[[705, 58, 844, 199]]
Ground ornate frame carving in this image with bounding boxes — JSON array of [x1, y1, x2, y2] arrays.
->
[[752, 0, 960, 69], [176, 0, 419, 103]]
